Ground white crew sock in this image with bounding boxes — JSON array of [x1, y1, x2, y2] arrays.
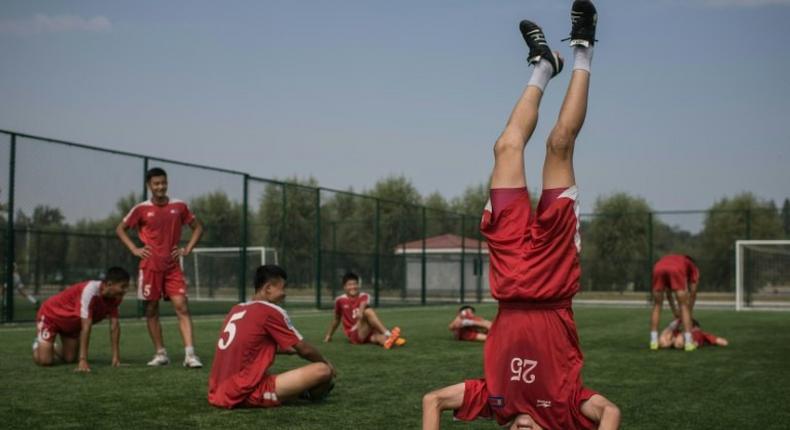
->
[[383, 330, 392, 338], [684, 332, 693, 345], [157, 348, 167, 356], [573, 46, 593, 72], [527, 58, 555, 92], [650, 331, 658, 343], [185, 346, 195, 357]]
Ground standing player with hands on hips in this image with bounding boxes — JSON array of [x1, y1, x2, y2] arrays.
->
[[116, 167, 205, 368]]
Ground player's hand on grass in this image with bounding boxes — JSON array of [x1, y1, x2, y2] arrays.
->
[[323, 334, 332, 343], [133, 246, 151, 259], [111, 357, 122, 367], [75, 359, 91, 373]]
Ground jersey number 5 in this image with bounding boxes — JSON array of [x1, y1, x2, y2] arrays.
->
[[510, 357, 538, 384], [218, 310, 247, 350]]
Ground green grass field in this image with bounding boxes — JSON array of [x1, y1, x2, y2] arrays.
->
[[1, 304, 789, 429]]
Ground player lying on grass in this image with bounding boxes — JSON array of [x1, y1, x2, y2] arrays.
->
[[449, 305, 491, 342], [32, 267, 130, 372], [209, 264, 335, 409], [324, 272, 405, 349], [424, 2, 620, 429], [658, 319, 729, 349], [649, 254, 700, 351]]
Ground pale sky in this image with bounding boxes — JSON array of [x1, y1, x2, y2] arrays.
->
[[1, 0, 789, 224]]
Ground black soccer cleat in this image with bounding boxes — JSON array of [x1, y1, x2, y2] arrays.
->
[[565, 0, 598, 47], [519, 20, 563, 77]]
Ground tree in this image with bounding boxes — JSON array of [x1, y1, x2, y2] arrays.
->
[[585, 193, 656, 292], [699, 193, 783, 291]]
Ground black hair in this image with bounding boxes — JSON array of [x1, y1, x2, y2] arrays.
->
[[459, 305, 476, 313], [692, 318, 701, 328], [342, 272, 359, 285], [254, 264, 288, 291], [685, 255, 697, 265], [104, 267, 130, 284], [145, 167, 168, 183]]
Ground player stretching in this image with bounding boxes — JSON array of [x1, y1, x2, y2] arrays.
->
[[116, 167, 205, 368], [324, 272, 405, 349], [658, 318, 728, 350], [449, 305, 491, 342], [423, 2, 620, 429], [1, 263, 38, 306], [649, 254, 699, 351], [208, 265, 335, 409], [33, 267, 130, 372]]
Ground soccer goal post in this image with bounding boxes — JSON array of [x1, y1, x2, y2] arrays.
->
[[735, 240, 790, 311], [180, 247, 278, 301]]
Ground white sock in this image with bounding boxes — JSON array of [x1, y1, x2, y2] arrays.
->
[[185, 346, 195, 357], [684, 332, 693, 345], [157, 348, 167, 356], [573, 46, 593, 72], [383, 330, 392, 337], [527, 58, 555, 93], [650, 331, 658, 343], [27, 295, 37, 305]]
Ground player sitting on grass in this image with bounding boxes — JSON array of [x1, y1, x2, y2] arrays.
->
[[424, 2, 620, 429], [658, 318, 728, 349], [649, 254, 700, 351], [208, 264, 335, 409], [449, 305, 491, 342], [324, 272, 405, 349], [32, 267, 130, 372]]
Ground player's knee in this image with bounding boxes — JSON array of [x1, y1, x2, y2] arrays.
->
[[422, 391, 440, 411], [547, 126, 576, 158], [493, 133, 525, 158], [315, 363, 333, 382]]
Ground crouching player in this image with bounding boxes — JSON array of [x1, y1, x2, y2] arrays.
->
[[424, 2, 619, 429], [658, 319, 729, 349], [449, 305, 491, 342], [324, 272, 405, 349], [208, 265, 335, 409], [33, 267, 130, 372]]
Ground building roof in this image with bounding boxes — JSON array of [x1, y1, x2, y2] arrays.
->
[[393, 233, 488, 254]]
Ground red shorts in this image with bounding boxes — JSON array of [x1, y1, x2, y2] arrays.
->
[[475, 306, 597, 429], [348, 329, 373, 345], [35, 312, 79, 343], [652, 267, 688, 292], [692, 330, 719, 347], [241, 373, 281, 408], [138, 267, 188, 301], [454, 327, 482, 342], [454, 379, 493, 421]]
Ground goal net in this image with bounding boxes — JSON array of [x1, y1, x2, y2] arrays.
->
[[735, 240, 790, 311], [180, 247, 278, 301]]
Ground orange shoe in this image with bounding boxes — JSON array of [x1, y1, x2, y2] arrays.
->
[[383, 327, 401, 349], [394, 337, 407, 347]]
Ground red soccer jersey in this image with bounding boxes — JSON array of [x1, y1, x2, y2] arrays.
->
[[208, 301, 303, 408], [38, 280, 122, 336], [333, 293, 370, 337], [654, 254, 699, 283], [480, 187, 581, 303], [123, 199, 195, 271]]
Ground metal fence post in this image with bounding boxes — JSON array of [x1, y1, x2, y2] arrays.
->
[[240, 174, 249, 303], [460, 215, 466, 304], [315, 188, 321, 309], [4, 134, 16, 322], [137, 157, 149, 319], [374, 199, 381, 307], [421, 206, 427, 305]]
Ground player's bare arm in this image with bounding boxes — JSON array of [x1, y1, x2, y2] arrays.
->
[[172, 218, 204, 259], [294, 340, 334, 372], [115, 221, 151, 259], [324, 314, 340, 342], [422, 383, 465, 430], [76, 318, 93, 372], [110, 317, 121, 367], [580, 394, 621, 430]]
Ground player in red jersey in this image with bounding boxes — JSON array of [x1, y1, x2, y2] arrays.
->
[[32, 267, 130, 372], [208, 264, 335, 409], [323, 272, 405, 349], [423, 2, 620, 429], [649, 254, 700, 351], [658, 319, 728, 349], [449, 305, 491, 342], [115, 167, 205, 368]]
